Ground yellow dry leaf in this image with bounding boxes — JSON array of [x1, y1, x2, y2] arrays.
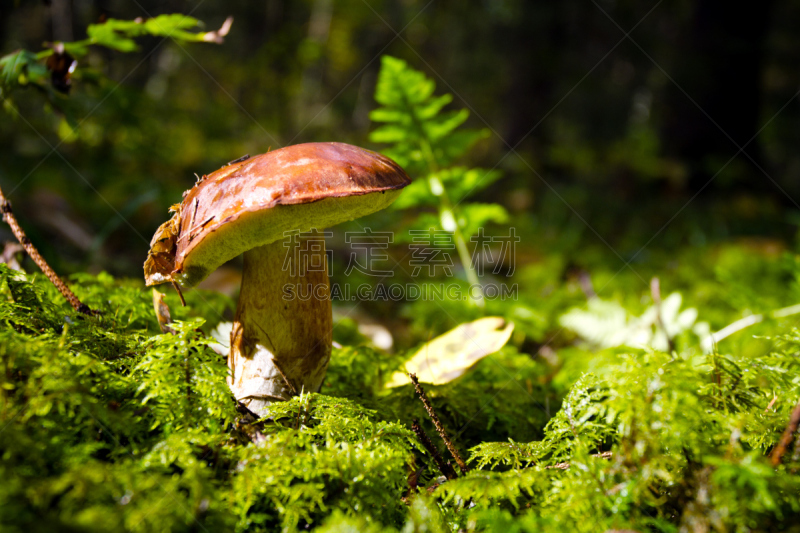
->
[[152, 288, 175, 334], [386, 317, 514, 388]]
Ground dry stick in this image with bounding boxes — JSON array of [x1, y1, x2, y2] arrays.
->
[[765, 395, 778, 414], [770, 397, 800, 467], [170, 279, 187, 307], [408, 373, 469, 475], [411, 419, 459, 480], [405, 465, 425, 497], [271, 358, 299, 397], [0, 186, 93, 315], [701, 302, 800, 353]]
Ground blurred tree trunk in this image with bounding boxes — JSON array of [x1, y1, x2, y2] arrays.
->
[[661, 0, 774, 195], [50, 0, 73, 42], [295, 0, 333, 131], [503, 3, 561, 151]]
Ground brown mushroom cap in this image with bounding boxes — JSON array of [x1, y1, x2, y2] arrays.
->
[[144, 142, 411, 288]]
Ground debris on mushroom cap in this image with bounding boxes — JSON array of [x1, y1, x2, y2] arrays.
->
[[143, 210, 181, 286], [144, 142, 411, 288]]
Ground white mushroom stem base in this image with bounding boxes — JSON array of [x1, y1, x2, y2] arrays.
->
[[228, 236, 332, 416]]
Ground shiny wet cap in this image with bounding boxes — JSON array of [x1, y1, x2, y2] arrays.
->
[[144, 142, 411, 288]]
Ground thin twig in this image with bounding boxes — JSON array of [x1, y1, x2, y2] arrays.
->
[[405, 464, 426, 497], [546, 451, 613, 470], [272, 358, 298, 397], [409, 373, 468, 474], [185, 347, 192, 417], [411, 419, 458, 480], [241, 393, 289, 403], [170, 279, 187, 307], [0, 186, 93, 315], [301, 399, 312, 428], [701, 302, 800, 353], [249, 321, 296, 398], [765, 395, 778, 414], [234, 401, 266, 445], [770, 397, 800, 467], [577, 270, 596, 299], [151, 289, 193, 417]]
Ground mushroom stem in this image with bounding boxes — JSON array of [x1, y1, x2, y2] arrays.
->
[[228, 233, 332, 416]]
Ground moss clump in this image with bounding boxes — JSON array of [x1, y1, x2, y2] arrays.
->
[[1, 265, 800, 532]]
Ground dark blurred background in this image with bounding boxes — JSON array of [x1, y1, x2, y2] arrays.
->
[[1, 0, 799, 280]]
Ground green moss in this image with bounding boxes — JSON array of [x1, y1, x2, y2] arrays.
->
[[2, 254, 800, 532]]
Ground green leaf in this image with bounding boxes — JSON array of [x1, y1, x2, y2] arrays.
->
[[369, 123, 411, 144], [370, 55, 487, 171], [457, 203, 510, 239], [416, 93, 453, 120], [436, 166, 504, 201], [0, 49, 49, 91], [393, 213, 440, 243], [142, 14, 202, 37], [368, 108, 407, 123], [86, 23, 139, 52], [85, 15, 208, 53], [436, 128, 491, 167], [1, 50, 37, 85], [390, 168, 503, 210], [559, 292, 705, 351], [392, 178, 438, 210], [426, 108, 470, 141]]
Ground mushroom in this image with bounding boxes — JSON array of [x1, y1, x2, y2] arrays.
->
[[144, 142, 411, 415]]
